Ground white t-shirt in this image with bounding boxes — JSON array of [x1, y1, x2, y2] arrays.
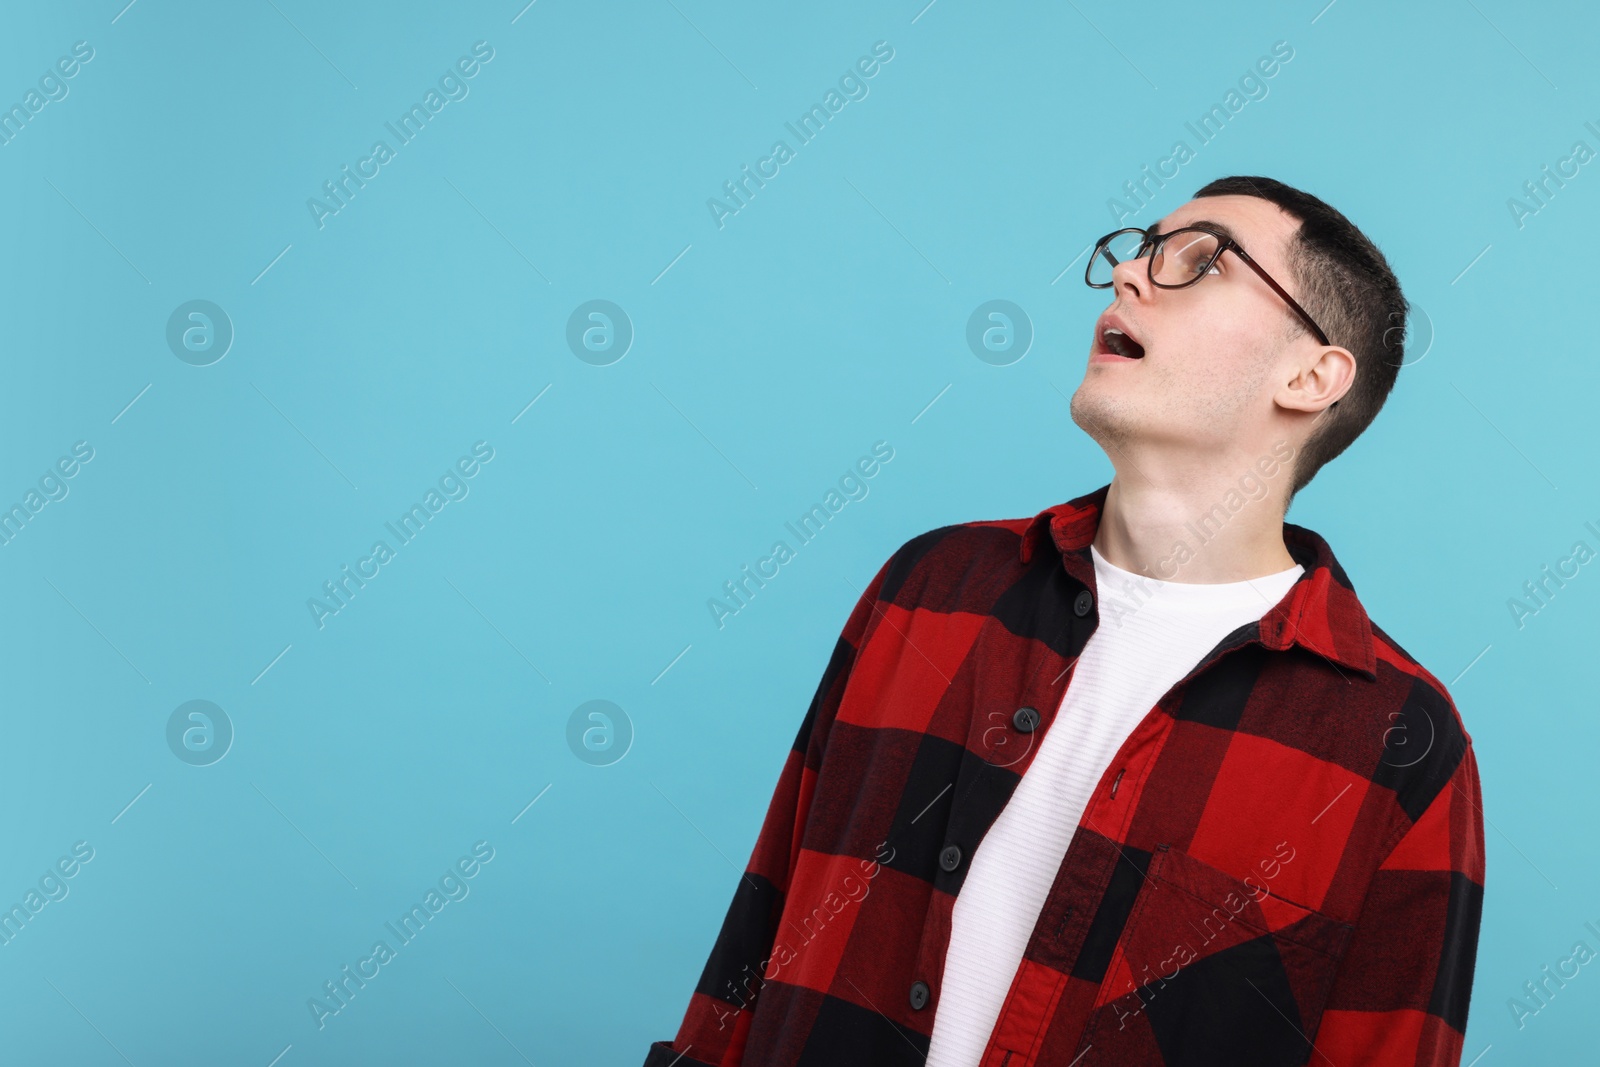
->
[[923, 542, 1304, 1067]]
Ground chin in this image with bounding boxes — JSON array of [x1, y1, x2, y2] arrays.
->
[[1068, 385, 1136, 447]]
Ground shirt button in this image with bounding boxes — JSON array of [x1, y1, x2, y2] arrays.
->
[[909, 980, 931, 1010], [1074, 590, 1094, 617], [1012, 705, 1040, 733], [939, 844, 962, 872]]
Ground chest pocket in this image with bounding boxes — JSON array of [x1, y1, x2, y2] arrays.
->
[[1075, 843, 1354, 1066]]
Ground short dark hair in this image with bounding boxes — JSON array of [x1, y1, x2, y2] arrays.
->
[[1190, 175, 1407, 503]]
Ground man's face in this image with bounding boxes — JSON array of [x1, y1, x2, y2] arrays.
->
[[1070, 194, 1314, 460]]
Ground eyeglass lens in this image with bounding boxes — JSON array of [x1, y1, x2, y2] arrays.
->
[[1088, 229, 1221, 287]]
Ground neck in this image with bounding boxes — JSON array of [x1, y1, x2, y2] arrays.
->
[[1091, 467, 1296, 584]]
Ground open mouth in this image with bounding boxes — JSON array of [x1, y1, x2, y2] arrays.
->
[[1100, 325, 1145, 359]]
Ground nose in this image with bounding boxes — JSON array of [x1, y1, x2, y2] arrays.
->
[[1109, 252, 1148, 301]]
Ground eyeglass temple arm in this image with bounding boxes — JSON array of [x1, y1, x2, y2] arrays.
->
[[1226, 243, 1330, 347]]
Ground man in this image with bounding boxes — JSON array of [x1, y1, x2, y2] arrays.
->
[[643, 176, 1485, 1067]]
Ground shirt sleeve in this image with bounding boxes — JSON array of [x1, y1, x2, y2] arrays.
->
[[643, 549, 899, 1067], [1310, 733, 1487, 1065]]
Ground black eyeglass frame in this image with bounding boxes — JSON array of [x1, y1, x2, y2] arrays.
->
[[1085, 225, 1332, 349]]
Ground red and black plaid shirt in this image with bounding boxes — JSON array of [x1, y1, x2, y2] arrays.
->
[[645, 483, 1485, 1067]]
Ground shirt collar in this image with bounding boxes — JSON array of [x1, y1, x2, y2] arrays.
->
[[1019, 482, 1379, 680]]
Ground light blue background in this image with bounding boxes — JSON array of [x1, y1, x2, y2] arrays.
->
[[0, 0, 1593, 1063]]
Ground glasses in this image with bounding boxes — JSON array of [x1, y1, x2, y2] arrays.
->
[[1085, 225, 1331, 348]]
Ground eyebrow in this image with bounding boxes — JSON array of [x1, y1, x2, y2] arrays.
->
[[1151, 218, 1240, 244]]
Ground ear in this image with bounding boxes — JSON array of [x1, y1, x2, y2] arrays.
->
[[1276, 344, 1355, 416]]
